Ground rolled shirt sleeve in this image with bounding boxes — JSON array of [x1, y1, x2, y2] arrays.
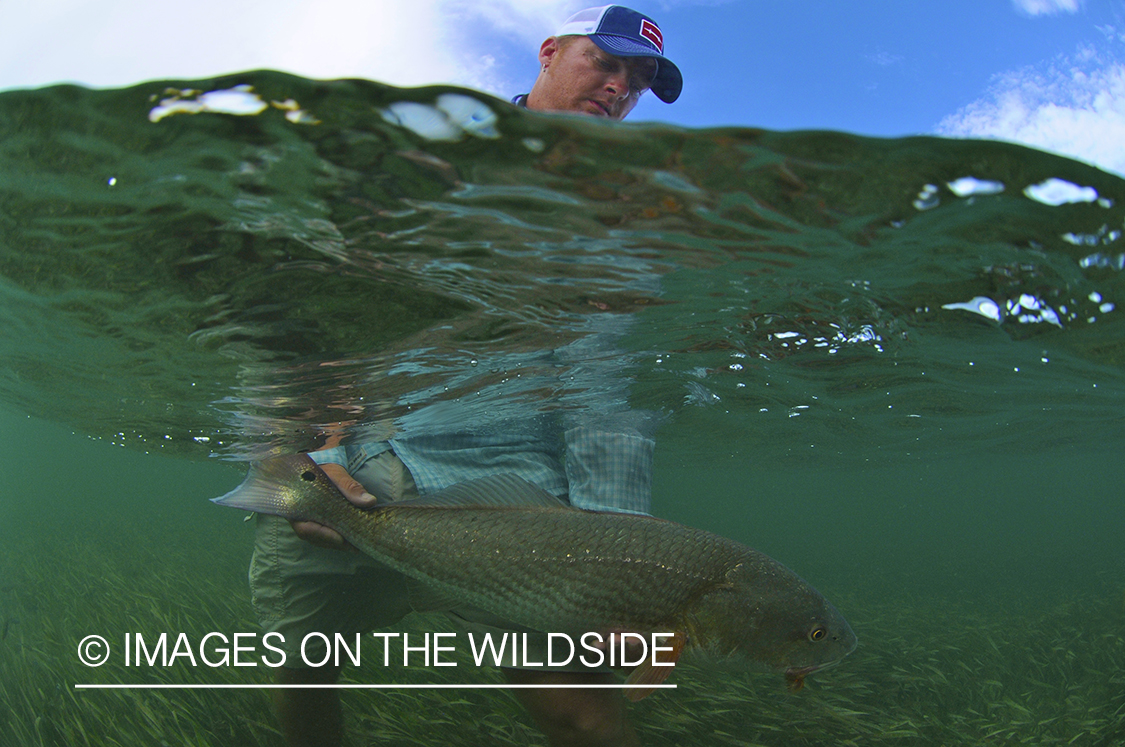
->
[[307, 446, 348, 468]]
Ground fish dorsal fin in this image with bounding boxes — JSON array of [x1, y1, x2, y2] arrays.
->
[[395, 474, 571, 510]]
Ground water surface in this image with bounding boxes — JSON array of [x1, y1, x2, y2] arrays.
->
[[1, 71, 1123, 746]]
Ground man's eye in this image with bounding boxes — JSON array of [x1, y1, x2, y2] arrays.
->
[[629, 73, 653, 94], [587, 52, 613, 70]]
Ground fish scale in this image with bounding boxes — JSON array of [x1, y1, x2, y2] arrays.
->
[[214, 454, 857, 687], [350, 505, 741, 633]]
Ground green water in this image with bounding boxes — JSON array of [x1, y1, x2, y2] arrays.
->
[[1, 71, 1124, 745]]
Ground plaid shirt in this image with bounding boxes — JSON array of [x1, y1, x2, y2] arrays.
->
[[310, 425, 653, 515], [311, 312, 658, 515]]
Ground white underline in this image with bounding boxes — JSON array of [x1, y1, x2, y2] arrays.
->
[[75, 683, 676, 690]]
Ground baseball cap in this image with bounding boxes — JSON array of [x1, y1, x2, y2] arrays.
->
[[555, 5, 683, 103]]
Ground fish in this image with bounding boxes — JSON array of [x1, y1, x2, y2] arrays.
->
[[213, 454, 857, 698]]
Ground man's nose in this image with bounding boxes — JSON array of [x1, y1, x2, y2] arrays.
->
[[604, 69, 630, 98]]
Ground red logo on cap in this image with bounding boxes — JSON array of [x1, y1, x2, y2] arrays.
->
[[639, 19, 663, 54]]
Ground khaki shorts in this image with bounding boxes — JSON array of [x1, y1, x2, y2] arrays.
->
[[249, 451, 607, 672]]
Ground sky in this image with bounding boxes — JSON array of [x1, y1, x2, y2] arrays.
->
[[1, 0, 1124, 175]]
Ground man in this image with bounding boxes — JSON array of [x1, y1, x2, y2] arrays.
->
[[514, 4, 682, 120], [259, 6, 682, 747]]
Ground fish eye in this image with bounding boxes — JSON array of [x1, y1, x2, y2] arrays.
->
[[808, 626, 827, 642], [300, 470, 317, 482]]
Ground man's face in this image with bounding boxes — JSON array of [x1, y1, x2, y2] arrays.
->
[[531, 36, 658, 121]]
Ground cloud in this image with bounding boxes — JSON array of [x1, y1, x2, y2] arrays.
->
[[0, 0, 578, 97], [1011, 0, 1083, 16], [866, 51, 905, 67], [936, 45, 1125, 176]]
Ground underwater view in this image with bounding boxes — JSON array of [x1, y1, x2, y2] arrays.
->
[[1, 71, 1124, 746]]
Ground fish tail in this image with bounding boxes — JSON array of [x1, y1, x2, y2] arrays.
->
[[211, 454, 325, 519]]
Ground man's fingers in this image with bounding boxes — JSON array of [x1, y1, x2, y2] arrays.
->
[[287, 460, 373, 551], [319, 463, 378, 508]]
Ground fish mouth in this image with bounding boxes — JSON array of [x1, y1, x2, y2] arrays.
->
[[784, 659, 841, 691]]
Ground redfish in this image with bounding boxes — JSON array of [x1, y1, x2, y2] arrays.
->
[[214, 455, 856, 697]]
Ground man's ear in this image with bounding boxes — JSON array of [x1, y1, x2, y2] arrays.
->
[[538, 37, 561, 68]]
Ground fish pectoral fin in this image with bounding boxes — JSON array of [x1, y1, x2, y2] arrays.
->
[[623, 630, 687, 702], [404, 577, 459, 613]]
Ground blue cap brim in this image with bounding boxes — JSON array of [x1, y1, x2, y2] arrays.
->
[[589, 34, 683, 104]]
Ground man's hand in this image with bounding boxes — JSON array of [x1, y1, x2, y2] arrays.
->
[[289, 462, 378, 552]]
